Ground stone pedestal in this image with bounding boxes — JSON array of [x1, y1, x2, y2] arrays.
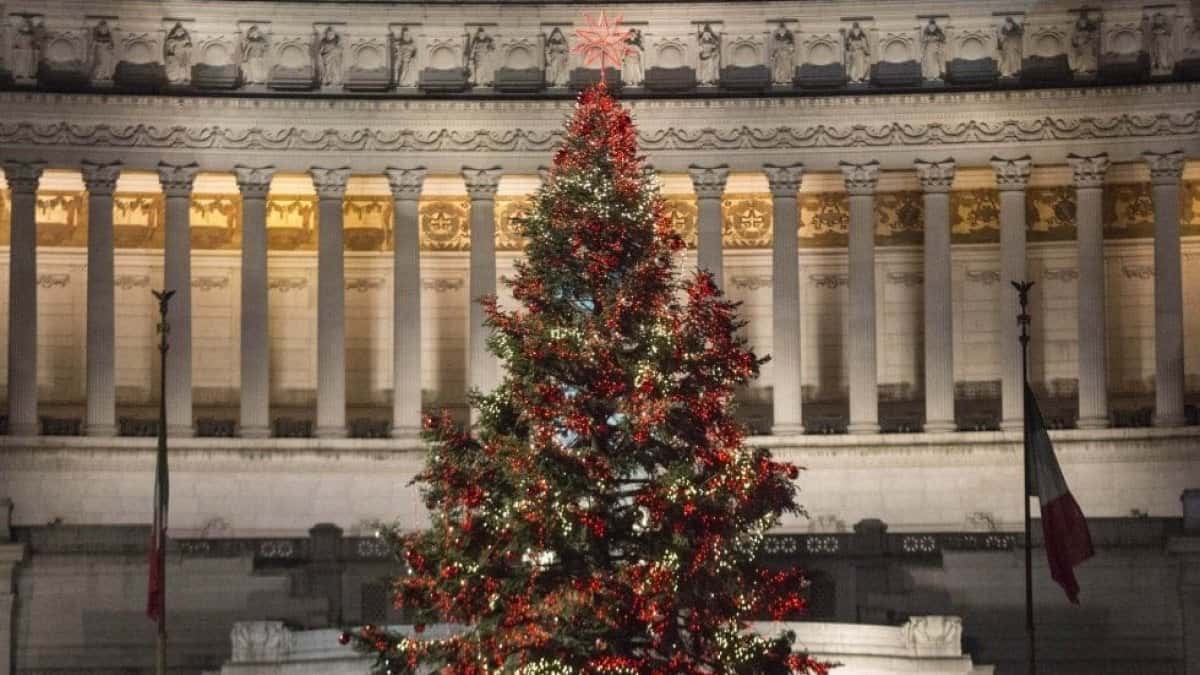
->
[[463, 167, 503, 424], [81, 161, 121, 437], [915, 159, 956, 433], [765, 164, 805, 435], [689, 165, 730, 288], [840, 161, 880, 434], [312, 167, 352, 439], [234, 166, 275, 439], [159, 162, 201, 437], [1068, 153, 1110, 429], [991, 156, 1032, 431], [385, 168, 427, 438], [3, 162, 43, 437]]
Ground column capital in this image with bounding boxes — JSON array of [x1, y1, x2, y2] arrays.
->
[[1143, 150, 1185, 185], [914, 158, 956, 193], [81, 160, 122, 196], [990, 155, 1033, 191], [1, 160, 45, 194], [839, 160, 880, 195], [688, 164, 730, 199], [157, 161, 201, 198], [462, 166, 503, 200], [384, 167, 428, 201], [763, 163, 805, 197], [234, 165, 276, 199], [310, 166, 352, 199], [1063, 153, 1109, 188]]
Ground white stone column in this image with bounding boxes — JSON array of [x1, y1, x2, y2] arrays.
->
[[2, 161, 43, 436], [1067, 153, 1110, 429], [80, 160, 121, 437], [234, 165, 275, 438], [1144, 151, 1187, 427], [915, 158, 956, 433], [991, 156, 1033, 430], [688, 164, 730, 288], [764, 163, 805, 435], [385, 167, 427, 438], [158, 162, 200, 436], [840, 160, 881, 434], [311, 167, 352, 438], [463, 167, 502, 417]]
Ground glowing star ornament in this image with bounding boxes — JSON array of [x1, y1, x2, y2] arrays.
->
[[573, 10, 634, 76]]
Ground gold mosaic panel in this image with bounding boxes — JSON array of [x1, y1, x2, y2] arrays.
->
[[875, 191, 924, 246], [1185, 181, 1200, 236], [1103, 182, 1155, 239], [1026, 186, 1076, 242], [267, 195, 318, 251], [950, 189, 1001, 244], [798, 192, 849, 248], [496, 197, 532, 251], [661, 195, 698, 248], [0, 190, 9, 246], [419, 198, 470, 251], [344, 196, 393, 252], [113, 193, 164, 248], [36, 191, 89, 247], [722, 195, 773, 249], [191, 194, 242, 250]]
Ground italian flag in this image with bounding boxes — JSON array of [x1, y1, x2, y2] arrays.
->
[[1025, 383, 1095, 603]]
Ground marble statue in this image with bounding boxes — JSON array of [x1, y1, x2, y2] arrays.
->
[[240, 25, 269, 85], [1147, 12, 1174, 72], [697, 23, 721, 85], [89, 20, 117, 82], [544, 27, 569, 87], [316, 26, 344, 87], [920, 18, 946, 81], [466, 26, 495, 86], [844, 21, 871, 83], [997, 16, 1023, 78], [770, 22, 796, 85], [392, 26, 417, 87], [1070, 12, 1100, 75], [163, 22, 193, 83], [622, 28, 644, 86], [10, 18, 41, 80]]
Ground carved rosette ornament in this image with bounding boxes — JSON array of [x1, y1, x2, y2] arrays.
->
[[1066, 153, 1109, 189], [989, 155, 1033, 191], [2, 160, 46, 194], [1143, 150, 1185, 185], [914, 159, 956, 193], [310, 167, 352, 199], [80, 160, 122, 196], [157, 161, 201, 197], [838, 160, 881, 195], [234, 165, 276, 199], [462, 166, 503, 200], [763, 163, 805, 197], [384, 167, 428, 201], [687, 164, 731, 199]]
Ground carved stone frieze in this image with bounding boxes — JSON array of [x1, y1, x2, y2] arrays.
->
[[192, 276, 230, 292], [268, 277, 308, 292], [36, 273, 70, 289], [729, 275, 772, 291], [422, 277, 465, 293], [809, 273, 848, 289], [346, 276, 384, 293]]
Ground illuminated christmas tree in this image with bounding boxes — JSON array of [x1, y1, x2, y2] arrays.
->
[[343, 75, 827, 675]]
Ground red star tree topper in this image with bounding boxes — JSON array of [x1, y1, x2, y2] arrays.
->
[[573, 10, 634, 75], [343, 73, 830, 675]]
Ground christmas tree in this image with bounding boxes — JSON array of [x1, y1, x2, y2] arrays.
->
[[343, 82, 828, 675]]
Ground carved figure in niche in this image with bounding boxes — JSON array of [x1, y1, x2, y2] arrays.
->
[[466, 26, 495, 86], [89, 19, 117, 81], [1069, 12, 1100, 75], [770, 22, 795, 84], [544, 27, 569, 87], [843, 22, 871, 83], [392, 26, 417, 87], [240, 25, 269, 84], [316, 26, 344, 87], [920, 18, 946, 80], [696, 23, 721, 84], [997, 16, 1023, 78], [1146, 12, 1174, 72], [11, 17, 42, 80], [622, 27, 644, 86], [163, 22, 193, 83]]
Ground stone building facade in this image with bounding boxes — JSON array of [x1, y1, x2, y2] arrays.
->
[[0, 0, 1198, 673]]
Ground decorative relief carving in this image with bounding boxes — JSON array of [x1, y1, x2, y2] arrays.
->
[[798, 192, 849, 247], [422, 277, 465, 293], [190, 194, 241, 250], [266, 195, 317, 250], [1122, 263, 1154, 280], [346, 277, 385, 293], [231, 621, 293, 664], [114, 193, 164, 248], [343, 196, 392, 251], [268, 277, 307, 293], [729, 275, 772, 291], [419, 198, 470, 251], [887, 271, 923, 287], [116, 274, 151, 290], [1042, 267, 1079, 283], [1103, 183, 1155, 238], [661, 196, 698, 248], [35, 190, 87, 246], [495, 197, 531, 251], [950, 189, 1000, 243], [192, 276, 230, 292], [36, 273, 70, 289], [874, 191, 923, 245], [721, 195, 772, 248], [965, 269, 1000, 285], [1025, 186, 1076, 242], [809, 273, 848, 289]]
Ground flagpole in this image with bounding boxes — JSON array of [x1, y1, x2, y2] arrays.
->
[[1013, 280, 1036, 675], [152, 289, 174, 675]]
